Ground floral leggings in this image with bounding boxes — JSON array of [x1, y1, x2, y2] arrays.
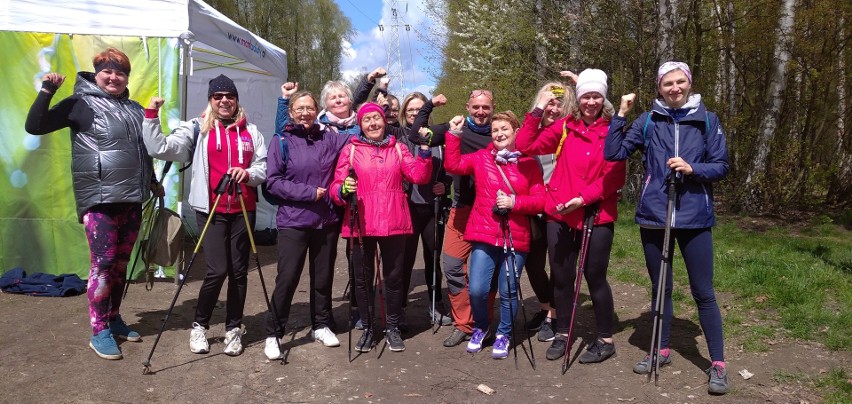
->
[[82, 203, 142, 335]]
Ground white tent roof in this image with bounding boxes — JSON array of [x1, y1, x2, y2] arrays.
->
[[0, 0, 287, 79]]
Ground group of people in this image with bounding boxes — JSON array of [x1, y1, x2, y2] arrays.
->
[[26, 46, 730, 395]]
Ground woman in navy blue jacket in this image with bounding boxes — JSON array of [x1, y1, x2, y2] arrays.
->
[[604, 62, 730, 395]]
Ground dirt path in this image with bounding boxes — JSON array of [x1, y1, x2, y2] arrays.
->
[[1, 244, 847, 403]]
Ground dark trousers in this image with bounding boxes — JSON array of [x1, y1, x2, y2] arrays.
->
[[351, 235, 407, 330], [525, 215, 552, 306], [194, 210, 254, 331], [402, 203, 445, 306], [265, 225, 340, 338], [548, 221, 615, 337], [640, 227, 724, 362]]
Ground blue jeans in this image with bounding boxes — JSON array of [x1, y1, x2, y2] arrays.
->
[[468, 243, 527, 336]]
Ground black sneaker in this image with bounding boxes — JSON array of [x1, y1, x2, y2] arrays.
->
[[526, 310, 548, 331], [706, 364, 730, 395], [355, 330, 373, 352], [545, 334, 568, 360], [537, 319, 555, 342], [633, 352, 672, 374], [442, 328, 470, 347], [386, 328, 405, 352], [579, 338, 616, 364]]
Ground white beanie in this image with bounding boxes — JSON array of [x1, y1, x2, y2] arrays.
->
[[575, 69, 608, 99]]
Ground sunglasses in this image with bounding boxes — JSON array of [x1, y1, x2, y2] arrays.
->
[[212, 93, 237, 101], [549, 85, 565, 98], [468, 89, 494, 100]]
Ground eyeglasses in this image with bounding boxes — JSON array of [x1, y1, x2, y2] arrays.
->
[[212, 93, 236, 101], [468, 89, 494, 100], [293, 107, 317, 113], [405, 108, 421, 116]]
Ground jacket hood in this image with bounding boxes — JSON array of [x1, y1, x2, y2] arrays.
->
[[652, 93, 705, 122], [74, 72, 131, 99]]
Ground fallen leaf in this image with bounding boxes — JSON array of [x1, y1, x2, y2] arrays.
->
[[739, 369, 754, 380], [616, 398, 635, 402], [477, 384, 495, 395], [364, 393, 373, 398], [819, 369, 827, 374], [672, 370, 682, 375], [403, 393, 422, 397]]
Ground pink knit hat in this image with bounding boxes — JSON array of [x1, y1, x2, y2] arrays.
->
[[357, 102, 386, 125]]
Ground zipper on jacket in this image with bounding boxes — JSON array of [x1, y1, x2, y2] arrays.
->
[[701, 183, 711, 214], [671, 120, 680, 227], [226, 122, 233, 212]]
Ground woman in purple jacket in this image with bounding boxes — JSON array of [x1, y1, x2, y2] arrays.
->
[[262, 90, 352, 360]]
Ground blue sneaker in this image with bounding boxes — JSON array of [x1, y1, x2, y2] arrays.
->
[[109, 315, 141, 342], [352, 311, 365, 330], [89, 329, 122, 360], [492, 334, 510, 359], [466, 328, 489, 353]]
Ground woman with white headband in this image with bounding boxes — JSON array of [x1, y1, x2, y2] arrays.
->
[[604, 61, 730, 395]]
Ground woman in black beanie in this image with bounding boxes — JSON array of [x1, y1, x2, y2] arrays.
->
[[143, 74, 268, 356]]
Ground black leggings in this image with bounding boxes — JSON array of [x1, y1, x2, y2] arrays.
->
[[265, 225, 340, 337], [351, 235, 407, 330], [402, 203, 445, 306], [525, 215, 552, 306], [194, 210, 254, 331], [548, 221, 615, 337]]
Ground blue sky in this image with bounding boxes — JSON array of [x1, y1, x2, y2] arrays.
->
[[333, 0, 443, 97]]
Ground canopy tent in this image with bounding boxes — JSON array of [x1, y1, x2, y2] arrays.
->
[[0, 0, 287, 278]]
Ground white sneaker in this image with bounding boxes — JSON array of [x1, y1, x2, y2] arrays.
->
[[189, 322, 209, 354], [312, 327, 340, 347], [264, 337, 282, 360], [223, 327, 245, 356]]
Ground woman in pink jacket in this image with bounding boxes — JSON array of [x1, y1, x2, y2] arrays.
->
[[444, 111, 545, 359], [331, 102, 432, 353], [516, 69, 626, 364]]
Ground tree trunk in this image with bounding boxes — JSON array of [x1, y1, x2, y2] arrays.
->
[[743, 0, 796, 213], [657, 0, 677, 65], [535, 0, 546, 78], [830, 16, 852, 206]]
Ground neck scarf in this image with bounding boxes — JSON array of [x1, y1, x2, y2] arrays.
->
[[493, 148, 521, 164], [359, 133, 390, 148], [466, 116, 491, 135], [324, 110, 357, 129]]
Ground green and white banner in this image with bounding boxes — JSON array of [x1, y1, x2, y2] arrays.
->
[[0, 32, 181, 279]]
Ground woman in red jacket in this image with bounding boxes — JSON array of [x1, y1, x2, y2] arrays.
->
[[516, 69, 626, 363], [443, 111, 545, 359], [330, 103, 432, 353]]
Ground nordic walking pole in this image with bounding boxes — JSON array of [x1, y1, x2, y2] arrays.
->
[[123, 197, 155, 299], [561, 204, 598, 374], [499, 216, 520, 370], [346, 168, 359, 362], [233, 177, 285, 363], [431, 195, 442, 334], [503, 215, 537, 370], [648, 171, 678, 385], [142, 173, 231, 374]]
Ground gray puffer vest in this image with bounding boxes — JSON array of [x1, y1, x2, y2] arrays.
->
[[71, 72, 152, 222]]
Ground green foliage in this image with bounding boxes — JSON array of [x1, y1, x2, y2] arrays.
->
[[430, 0, 852, 213]]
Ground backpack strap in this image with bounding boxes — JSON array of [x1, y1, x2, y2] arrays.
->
[[641, 112, 653, 150]]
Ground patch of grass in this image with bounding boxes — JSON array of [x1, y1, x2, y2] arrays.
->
[[815, 369, 852, 404], [773, 369, 808, 384], [612, 203, 852, 351]]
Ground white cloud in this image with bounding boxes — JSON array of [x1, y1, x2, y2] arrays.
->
[[341, 0, 443, 98]]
